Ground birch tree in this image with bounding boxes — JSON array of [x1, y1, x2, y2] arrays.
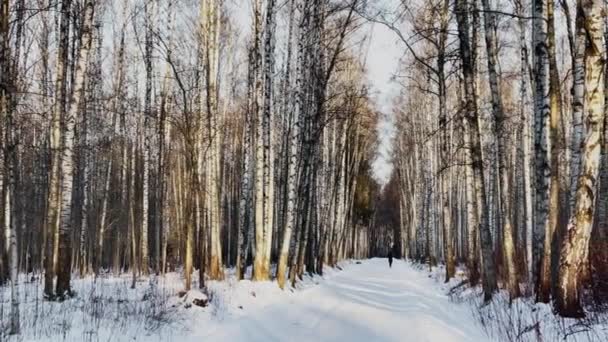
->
[[44, 0, 72, 299], [454, 0, 498, 301], [1, 0, 20, 333], [570, 0, 586, 210], [480, 0, 520, 299], [514, 0, 535, 288], [537, 0, 563, 303], [56, 0, 96, 298], [555, 0, 605, 318], [141, 0, 156, 276], [200, 0, 224, 281], [532, 0, 551, 299], [252, 0, 276, 281], [277, 0, 300, 289], [237, 46, 255, 280]]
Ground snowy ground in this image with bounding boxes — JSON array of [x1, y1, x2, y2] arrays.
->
[[1, 259, 489, 342], [196, 258, 487, 342], [446, 276, 608, 342]]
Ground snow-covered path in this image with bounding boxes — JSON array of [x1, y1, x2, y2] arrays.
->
[[196, 259, 488, 342]]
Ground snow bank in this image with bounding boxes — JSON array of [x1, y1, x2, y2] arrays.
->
[[429, 264, 608, 342]]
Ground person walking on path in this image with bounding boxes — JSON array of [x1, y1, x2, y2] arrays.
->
[[388, 249, 393, 268]]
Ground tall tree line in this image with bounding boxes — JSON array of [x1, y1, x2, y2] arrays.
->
[[0, 0, 381, 333], [387, 0, 608, 318]]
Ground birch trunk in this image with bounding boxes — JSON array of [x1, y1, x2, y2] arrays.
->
[[56, 0, 95, 298], [44, 0, 72, 299], [515, 0, 535, 287], [79, 105, 89, 276], [252, 0, 264, 281], [159, 96, 171, 275], [1, 0, 19, 331], [7, 178, 18, 334], [96, 159, 112, 274], [536, 0, 563, 303], [184, 161, 193, 291], [237, 46, 255, 280], [555, 0, 605, 318], [5, 141, 19, 334], [117, 2, 129, 275], [277, 0, 300, 289], [480, 0, 520, 299], [455, 0, 498, 301], [201, 0, 224, 281], [0, 0, 7, 286], [532, 0, 551, 296], [437, 0, 454, 282], [570, 4, 586, 211], [141, 0, 155, 276], [258, 0, 277, 280], [129, 139, 138, 289], [159, 0, 174, 276], [252, 0, 272, 281], [464, 115, 480, 285]]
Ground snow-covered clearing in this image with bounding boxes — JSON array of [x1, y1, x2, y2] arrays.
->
[[1, 259, 488, 342]]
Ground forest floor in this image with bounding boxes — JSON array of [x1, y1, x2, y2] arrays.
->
[[1, 258, 489, 342]]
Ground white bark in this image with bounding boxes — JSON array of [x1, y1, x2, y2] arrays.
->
[[277, 0, 300, 289], [532, 0, 551, 290], [56, 0, 96, 297], [515, 0, 535, 287], [201, 0, 224, 280], [570, 5, 586, 211], [141, 0, 155, 276], [556, 0, 605, 318], [480, 0, 519, 298]]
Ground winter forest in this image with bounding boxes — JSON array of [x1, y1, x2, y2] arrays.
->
[[1, 0, 608, 341]]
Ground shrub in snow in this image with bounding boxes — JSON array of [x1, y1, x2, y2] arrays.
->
[[442, 268, 608, 342], [0, 273, 182, 341]]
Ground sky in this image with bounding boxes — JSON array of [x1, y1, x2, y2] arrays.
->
[[363, 31, 401, 185], [359, 0, 403, 186]]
